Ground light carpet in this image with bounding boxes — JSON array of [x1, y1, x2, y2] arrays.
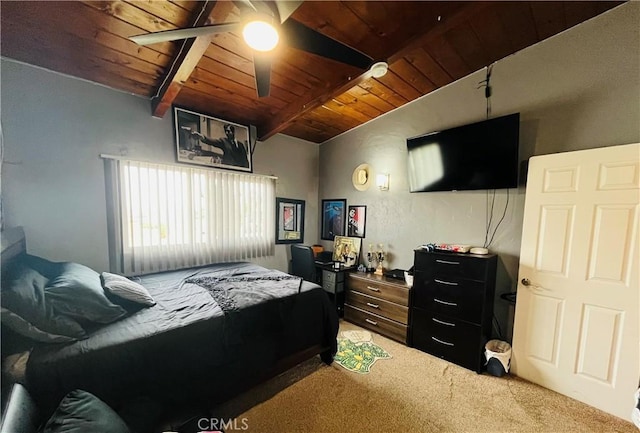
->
[[211, 320, 636, 433]]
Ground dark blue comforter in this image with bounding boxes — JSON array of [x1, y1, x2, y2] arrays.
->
[[25, 262, 338, 413]]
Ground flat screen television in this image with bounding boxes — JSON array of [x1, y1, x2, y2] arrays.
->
[[407, 113, 520, 192]]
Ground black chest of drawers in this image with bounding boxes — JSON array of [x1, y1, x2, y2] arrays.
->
[[410, 250, 497, 373]]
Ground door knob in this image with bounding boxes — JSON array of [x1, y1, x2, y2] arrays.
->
[[521, 278, 531, 286]]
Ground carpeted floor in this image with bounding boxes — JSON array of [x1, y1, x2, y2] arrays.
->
[[201, 320, 636, 433]]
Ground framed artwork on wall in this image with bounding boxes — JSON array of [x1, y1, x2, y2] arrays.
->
[[275, 198, 305, 244], [321, 199, 346, 241], [173, 106, 252, 172], [347, 205, 366, 238]]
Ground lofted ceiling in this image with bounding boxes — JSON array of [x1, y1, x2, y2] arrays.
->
[[1, 1, 622, 143]]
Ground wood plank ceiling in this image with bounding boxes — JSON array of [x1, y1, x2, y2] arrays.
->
[[1, 1, 622, 143]]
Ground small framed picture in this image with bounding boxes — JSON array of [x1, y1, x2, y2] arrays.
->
[[332, 236, 362, 268], [321, 199, 346, 241], [173, 106, 252, 172], [347, 205, 366, 238], [276, 198, 305, 244]]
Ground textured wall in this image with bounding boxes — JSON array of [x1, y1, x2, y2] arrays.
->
[[1, 60, 319, 273], [318, 3, 639, 339]]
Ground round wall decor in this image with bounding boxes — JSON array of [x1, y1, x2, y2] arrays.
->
[[352, 163, 372, 191]]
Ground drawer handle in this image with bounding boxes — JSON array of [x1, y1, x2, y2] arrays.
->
[[432, 317, 455, 327], [366, 302, 380, 309], [436, 259, 460, 265], [434, 279, 458, 286], [434, 298, 457, 307], [367, 286, 380, 292], [432, 337, 455, 346], [365, 318, 378, 326]]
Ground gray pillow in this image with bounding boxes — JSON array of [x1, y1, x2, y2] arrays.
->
[[1, 261, 86, 341], [101, 272, 156, 307], [46, 262, 127, 324], [42, 389, 130, 433]]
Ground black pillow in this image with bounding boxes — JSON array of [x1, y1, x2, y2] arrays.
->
[[19, 253, 62, 279], [45, 262, 127, 324], [1, 255, 129, 343], [1, 260, 86, 342], [41, 389, 130, 433]]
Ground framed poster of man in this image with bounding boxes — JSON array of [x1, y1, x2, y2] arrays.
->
[[347, 205, 366, 238], [321, 199, 346, 241], [174, 106, 252, 172]]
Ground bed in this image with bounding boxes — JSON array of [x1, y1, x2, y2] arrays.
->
[[0, 227, 339, 416]]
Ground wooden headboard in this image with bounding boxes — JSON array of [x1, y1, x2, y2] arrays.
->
[[1, 227, 26, 267]]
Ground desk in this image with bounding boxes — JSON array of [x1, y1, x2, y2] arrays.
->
[[315, 263, 355, 317]]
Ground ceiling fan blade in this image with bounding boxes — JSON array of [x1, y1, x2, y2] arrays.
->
[[274, 0, 304, 23], [253, 52, 272, 98], [233, 0, 276, 23], [129, 23, 241, 45], [281, 19, 373, 70], [233, 0, 257, 12]]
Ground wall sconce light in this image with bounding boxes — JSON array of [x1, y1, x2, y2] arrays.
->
[[376, 173, 390, 191]]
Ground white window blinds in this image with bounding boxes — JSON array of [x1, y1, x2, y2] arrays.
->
[[105, 158, 275, 275]]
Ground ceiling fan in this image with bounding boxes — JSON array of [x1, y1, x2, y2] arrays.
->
[[129, 0, 376, 98]]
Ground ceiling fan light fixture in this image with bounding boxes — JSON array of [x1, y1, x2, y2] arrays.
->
[[243, 19, 279, 52], [370, 61, 389, 78]]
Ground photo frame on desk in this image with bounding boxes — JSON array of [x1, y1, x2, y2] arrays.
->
[[321, 199, 346, 240], [275, 197, 305, 244], [332, 236, 362, 268]]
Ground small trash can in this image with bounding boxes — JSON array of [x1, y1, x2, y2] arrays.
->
[[485, 339, 512, 377]]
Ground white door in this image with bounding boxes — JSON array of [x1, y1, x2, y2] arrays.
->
[[512, 143, 639, 421]]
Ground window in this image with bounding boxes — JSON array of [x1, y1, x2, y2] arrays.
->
[[105, 159, 275, 275]]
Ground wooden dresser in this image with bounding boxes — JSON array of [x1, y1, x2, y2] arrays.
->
[[344, 272, 410, 344], [411, 249, 497, 373]]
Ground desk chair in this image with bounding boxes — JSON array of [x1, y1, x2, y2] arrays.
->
[[290, 244, 318, 283]]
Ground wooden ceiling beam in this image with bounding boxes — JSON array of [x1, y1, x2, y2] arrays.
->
[[258, 1, 491, 142], [151, 1, 231, 118]]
